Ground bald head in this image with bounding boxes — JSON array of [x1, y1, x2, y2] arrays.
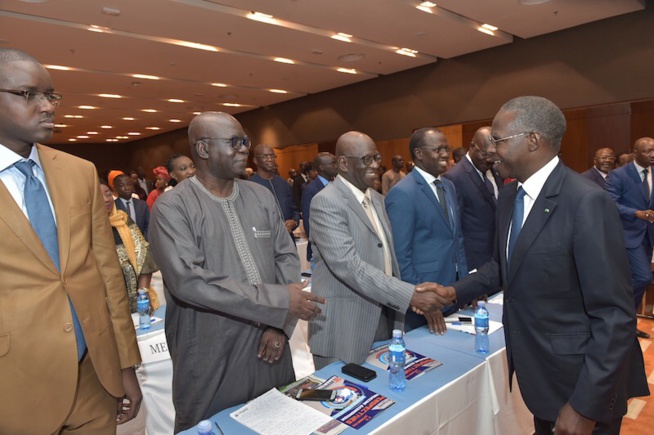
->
[[0, 48, 39, 68], [335, 131, 380, 191], [188, 111, 241, 155], [633, 137, 654, 168], [592, 147, 615, 174], [469, 126, 495, 173], [314, 152, 337, 180]]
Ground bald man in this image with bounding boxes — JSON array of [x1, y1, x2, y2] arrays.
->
[[148, 112, 326, 431], [581, 147, 615, 188], [308, 131, 455, 369]]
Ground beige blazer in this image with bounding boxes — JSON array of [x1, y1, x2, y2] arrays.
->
[[0, 144, 140, 434]]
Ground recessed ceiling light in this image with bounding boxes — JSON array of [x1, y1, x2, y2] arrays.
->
[[99, 93, 122, 98], [269, 89, 288, 94], [44, 64, 71, 71], [88, 24, 110, 33], [101, 125, 113, 129], [396, 48, 418, 57], [142, 109, 158, 113], [223, 103, 241, 107], [64, 114, 84, 119], [211, 83, 228, 88], [331, 33, 353, 43], [77, 135, 89, 139], [78, 105, 97, 110], [127, 132, 141, 136], [87, 131, 98, 135], [54, 124, 67, 128], [477, 26, 495, 36], [337, 67, 357, 75], [481, 24, 498, 31], [247, 11, 275, 23], [274, 57, 295, 65], [132, 74, 160, 80], [122, 117, 135, 121], [167, 99, 185, 103], [193, 111, 202, 115], [146, 127, 161, 130], [173, 41, 219, 52], [106, 138, 118, 142], [68, 138, 77, 142], [169, 119, 182, 123]]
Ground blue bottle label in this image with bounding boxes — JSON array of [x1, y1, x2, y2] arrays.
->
[[475, 316, 489, 328]]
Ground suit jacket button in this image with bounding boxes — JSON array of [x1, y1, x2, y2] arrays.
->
[[378, 243, 383, 248], [63, 323, 73, 332]]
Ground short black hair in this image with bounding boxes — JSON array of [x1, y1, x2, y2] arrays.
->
[[409, 127, 442, 159]]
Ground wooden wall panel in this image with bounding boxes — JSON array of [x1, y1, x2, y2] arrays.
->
[[631, 100, 654, 146], [274, 143, 319, 181]]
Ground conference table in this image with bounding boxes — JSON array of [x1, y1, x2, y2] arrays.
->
[[179, 298, 534, 435]]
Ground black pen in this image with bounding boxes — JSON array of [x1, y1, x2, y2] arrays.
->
[[215, 421, 225, 435], [445, 316, 472, 323]]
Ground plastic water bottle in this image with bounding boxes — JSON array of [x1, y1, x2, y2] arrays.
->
[[389, 329, 407, 391], [475, 301, 490, 354], [137, 288, 151, 330], [197, 420, 214, 435]]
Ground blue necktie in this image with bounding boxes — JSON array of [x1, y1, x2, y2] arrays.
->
[[508, 187, 526, 267], [15, 160, 87, 361]]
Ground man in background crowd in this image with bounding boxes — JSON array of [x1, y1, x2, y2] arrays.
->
[[581, 147, 615, 188], [114, 173, 150, 238], [381, 155, 405, 195], [302, 152, 337, 262]]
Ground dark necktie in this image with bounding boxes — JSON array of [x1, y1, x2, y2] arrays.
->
[[643, 168, 650, 198], [508, 187, 526, 266], [483, 172, 495, 198], [433, 180, 451, 228], [126, 199, 135, 221], [14, 160, 86, 361]]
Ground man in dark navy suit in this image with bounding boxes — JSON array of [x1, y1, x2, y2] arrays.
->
[[444, 126, 502, 276], [114, 173, 150, 238], [581, 147, 615, 188], [606, 137, 654, 339], [302, 152, 337, 262]]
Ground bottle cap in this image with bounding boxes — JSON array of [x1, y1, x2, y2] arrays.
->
[[138, 288, 147, 295], [478, 301, 486, 307], [197, 420, 212, 433], [392, 329, 403, 338]]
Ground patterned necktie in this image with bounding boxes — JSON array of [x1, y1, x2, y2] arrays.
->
[[14, 160, 86, 361], [433, 180, 451, 228], [643, 168, 650, 198], [508, 187, 526, 267]]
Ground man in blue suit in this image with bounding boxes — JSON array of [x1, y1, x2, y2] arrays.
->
[[113, 173, 150, 238], [444, 126, 502, 276], [581, 147, 615, 188], [302, 152, 337, 262], [606, 137, 654, 339], [386, 127, 467, 332]]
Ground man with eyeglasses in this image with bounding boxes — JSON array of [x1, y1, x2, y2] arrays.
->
[[581, 147, 615, 188], [434, 96, 648, 435], [386, 127, 468, 333], [249, 144, 299, 242], [0, 49, 143, 433], [308, 131, 455, 369], [444, 126, 503, 283], [148, 111, 326, 431]]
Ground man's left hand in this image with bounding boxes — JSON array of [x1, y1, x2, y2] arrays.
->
[[258, 327, 287, 363], [116, 367, 143, 424], [554, 402, 596, 435], [284, 219, 297, 232]]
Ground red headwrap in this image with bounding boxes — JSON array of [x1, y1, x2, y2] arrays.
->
[[152, 166, 171, 181]]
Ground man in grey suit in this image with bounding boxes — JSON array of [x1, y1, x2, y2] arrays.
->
[[308, 131, 455, 369]]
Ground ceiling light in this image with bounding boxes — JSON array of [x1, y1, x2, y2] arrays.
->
[[223, 103, 241, 107], [420, 1, 437, 7], [167, 99, 185, 103], [87, 131, 98, 135], [44, 64, 71, 71], [101, 125, 113, 129], [247, 11, 275, 24], [337, 67, 357, 75], [481, 24, 498, 31], [54, 124, 67, 128], [146, 127, 160, 130], [127, 132, 141, 136], [396, 48, 418, 57], [116, 136, 129, 139], [142, 109, 158, 113], [274, 57, 295, 65], [68, 138, 77, 142], [477, 26, 495, 36], [99, 93, 122, 98], [122, 117, 135, 121], [64, 114, 84, 119], [78, 105, 97, 110], [173, 41, 219, 52], [193, 112, 202, 115], [269, 89, 288, 94], [416, 2, 437, 14], [77, 135, 89, 139], [169, 119, 182, 123], [88, 25, 110, 33], [331, 33, 353, 43], [211, 83, 228, 87], [132, 74, 160, 80], [106, 138, 118, 142]]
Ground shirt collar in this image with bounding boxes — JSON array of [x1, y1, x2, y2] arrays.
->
[[317, 174, 329, 186], [413, 165, 439, 185], [518, 156, 559, 201], [465, 153, 485, 179], [0, 144, 41, 173], [337, 174, 368, 204], [633, 160, 649, 173], [593, 166, 608, 179]]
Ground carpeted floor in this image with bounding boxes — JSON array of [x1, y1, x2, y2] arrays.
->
[[622, 316, 654, 434]]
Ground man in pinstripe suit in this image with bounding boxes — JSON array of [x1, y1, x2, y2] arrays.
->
[[308, 131, 455, 369]]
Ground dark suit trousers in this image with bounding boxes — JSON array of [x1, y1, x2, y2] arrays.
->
[[534, 416, 622, 435], [626, 238, 653, 310]]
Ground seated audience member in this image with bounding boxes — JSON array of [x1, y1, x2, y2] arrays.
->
[[130, 170, 148, 200], [113, 173, 150, 238], [100, 180, 159, 313], [147, 166, 170, 210], [148, 111, 325, 431], [307, 131, 455, 369], [581, 147, 615, 188], [166, 153, 196, 188]]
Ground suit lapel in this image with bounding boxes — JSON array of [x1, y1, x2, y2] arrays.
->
[[335, 178, 379, 238], [463, 158, 496, 207], [498, 181, 516, 282], [412, 170, 452, 233], [626, 163, 648, 203], [37, 145, 70, 273]]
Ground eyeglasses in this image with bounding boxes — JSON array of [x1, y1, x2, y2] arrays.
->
[[255, 153, 277, 160], [197, 136, 251, 150], [0, 89, 62, 107], [343, 154, 382, 166], [419, 146, 450, 155], [489, 132, 529, 145], [470, 142, 492, 158]]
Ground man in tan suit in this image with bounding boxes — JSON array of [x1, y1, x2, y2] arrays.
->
[[0, 49, 142, 434]]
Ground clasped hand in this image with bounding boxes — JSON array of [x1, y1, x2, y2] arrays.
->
[[410, 282, 456, 335]]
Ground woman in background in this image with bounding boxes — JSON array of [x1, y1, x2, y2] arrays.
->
[[147, 166, 170, 210], [100, 179, 159, 312], [166, 154, 196, 187]]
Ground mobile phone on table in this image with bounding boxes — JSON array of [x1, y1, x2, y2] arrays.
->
[[341, 363, 377, 382], [296, 388, 337, 401]]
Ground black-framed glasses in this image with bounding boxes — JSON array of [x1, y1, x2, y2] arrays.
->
[[343, 154, 382, 166], [0, 89, 62, 107], [255, 153, 277, 160], [197, 136, 251, 150], [419, 146, 450, 155], [489, 132, 529, 145]]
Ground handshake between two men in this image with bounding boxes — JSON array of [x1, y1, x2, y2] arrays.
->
[[411, 283, 457, 334]]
